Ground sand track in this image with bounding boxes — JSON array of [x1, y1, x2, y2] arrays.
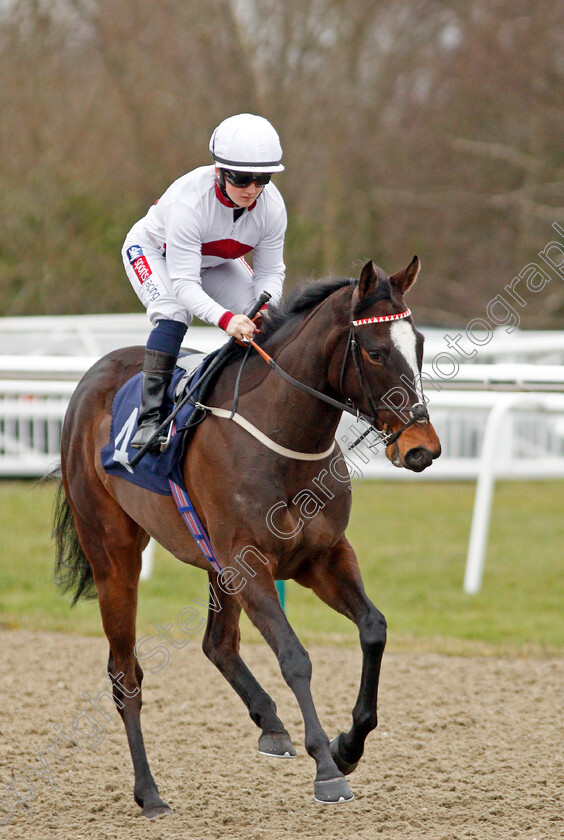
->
[[1, 630, 562, 840]]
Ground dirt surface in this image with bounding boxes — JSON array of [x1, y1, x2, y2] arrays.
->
[[0, 630, 562, 840]]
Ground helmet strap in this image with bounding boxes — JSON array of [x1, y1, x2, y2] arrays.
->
[[215, 168, 228, 196], [215, 168, 235, 202]]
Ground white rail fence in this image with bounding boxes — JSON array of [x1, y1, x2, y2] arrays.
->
[[1, 317, 564, 592]]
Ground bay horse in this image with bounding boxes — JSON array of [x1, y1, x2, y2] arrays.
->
[[53, 257, 441, 816]]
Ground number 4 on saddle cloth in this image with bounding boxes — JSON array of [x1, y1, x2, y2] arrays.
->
[[100, 350, 218, 496]]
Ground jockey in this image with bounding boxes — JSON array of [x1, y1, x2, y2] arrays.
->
[[122, 113, 287, 452]]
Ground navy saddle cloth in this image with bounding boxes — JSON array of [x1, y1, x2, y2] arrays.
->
[[100, 351, 218, 495]]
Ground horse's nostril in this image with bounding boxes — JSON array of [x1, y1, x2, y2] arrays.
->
[[404, 447, 433, 472]]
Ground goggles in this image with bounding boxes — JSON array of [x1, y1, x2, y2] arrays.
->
[[222, 169, 272, 188]]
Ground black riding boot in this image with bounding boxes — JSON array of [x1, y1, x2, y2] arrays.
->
[[130, 349, 177, 452]]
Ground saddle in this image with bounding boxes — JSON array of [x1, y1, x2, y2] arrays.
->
[[100, 346, 226, 495], [174, 350, 209, 396]]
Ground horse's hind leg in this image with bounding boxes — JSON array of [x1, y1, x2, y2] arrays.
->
[[295, 537, 387, 776], [202, 570, 296, 758], [70, 500, 171, 819]]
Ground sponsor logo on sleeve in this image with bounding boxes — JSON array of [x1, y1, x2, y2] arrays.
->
[[126, 245, 143, 262], [126, 246, 153, 285]]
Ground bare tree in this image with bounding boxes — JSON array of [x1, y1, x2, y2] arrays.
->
[[0, 0, 563, 325]]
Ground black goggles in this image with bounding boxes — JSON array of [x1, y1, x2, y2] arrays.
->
[[222, 169, 272, 188]]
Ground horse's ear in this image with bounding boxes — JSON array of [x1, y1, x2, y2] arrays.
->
[[358, 260, 379, 298], [390, 256, 420, 294]]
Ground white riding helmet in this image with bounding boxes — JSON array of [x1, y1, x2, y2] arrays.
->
[[209, 113, 284, 173]]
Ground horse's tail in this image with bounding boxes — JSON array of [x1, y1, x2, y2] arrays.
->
[[53, 482, 97, 605]]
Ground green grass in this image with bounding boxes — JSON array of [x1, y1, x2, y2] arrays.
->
[[0, 479, 562, 655]]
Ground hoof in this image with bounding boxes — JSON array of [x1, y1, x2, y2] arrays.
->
[[137, 790, 172, 820], [258, 732, 297, 758], [314, 776, 354, 804], [142, 801, 172, 819], [330, 734, 360, 775]]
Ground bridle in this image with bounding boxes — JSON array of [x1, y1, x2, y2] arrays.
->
[[339, 307, 429, 446], [244, 305, 429, 450]]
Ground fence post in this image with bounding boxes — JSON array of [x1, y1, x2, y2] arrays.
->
[[464, 395, 544, 594], [140, 539, 155, 581]]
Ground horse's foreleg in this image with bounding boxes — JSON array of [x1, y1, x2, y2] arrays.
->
[[237, 566, 353, 803], [295, 537, 387, 776], [202, 570, 296, 758], [76, 518, 171, 819]]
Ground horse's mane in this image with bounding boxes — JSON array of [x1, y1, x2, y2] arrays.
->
[[260, 267, 394, 341], [226, 268, 392, 362], [260, 275, 354, 342]]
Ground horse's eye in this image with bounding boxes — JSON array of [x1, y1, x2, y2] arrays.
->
[[369, 350, 383, 363]]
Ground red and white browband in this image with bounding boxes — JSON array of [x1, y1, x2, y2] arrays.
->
[[352, 308, 411, 327]]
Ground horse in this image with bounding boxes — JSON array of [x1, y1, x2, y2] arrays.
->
[[53, 256, 441, 816]]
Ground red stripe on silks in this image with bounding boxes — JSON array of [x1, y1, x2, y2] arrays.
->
[[131, 256, 153, 284], [201, 240, 254, 259], [238, 256, 254, 275]]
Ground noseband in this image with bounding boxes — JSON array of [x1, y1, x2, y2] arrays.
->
[[244, 305, 429, 450]]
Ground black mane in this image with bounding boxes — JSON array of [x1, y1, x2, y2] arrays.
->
[[222, 276, 354, 365], [260, 275, 354, 342], [226, 267, 395, 364]]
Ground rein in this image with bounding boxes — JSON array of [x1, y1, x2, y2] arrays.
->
[[244, 336, 364, 420], [169, 299, 429, 464], [241, 305, 428, 451]]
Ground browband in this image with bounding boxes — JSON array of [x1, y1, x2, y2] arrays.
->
[[352, 308, 411, 327]]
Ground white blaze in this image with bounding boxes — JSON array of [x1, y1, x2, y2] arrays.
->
[[390, 320, 425, 404]]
